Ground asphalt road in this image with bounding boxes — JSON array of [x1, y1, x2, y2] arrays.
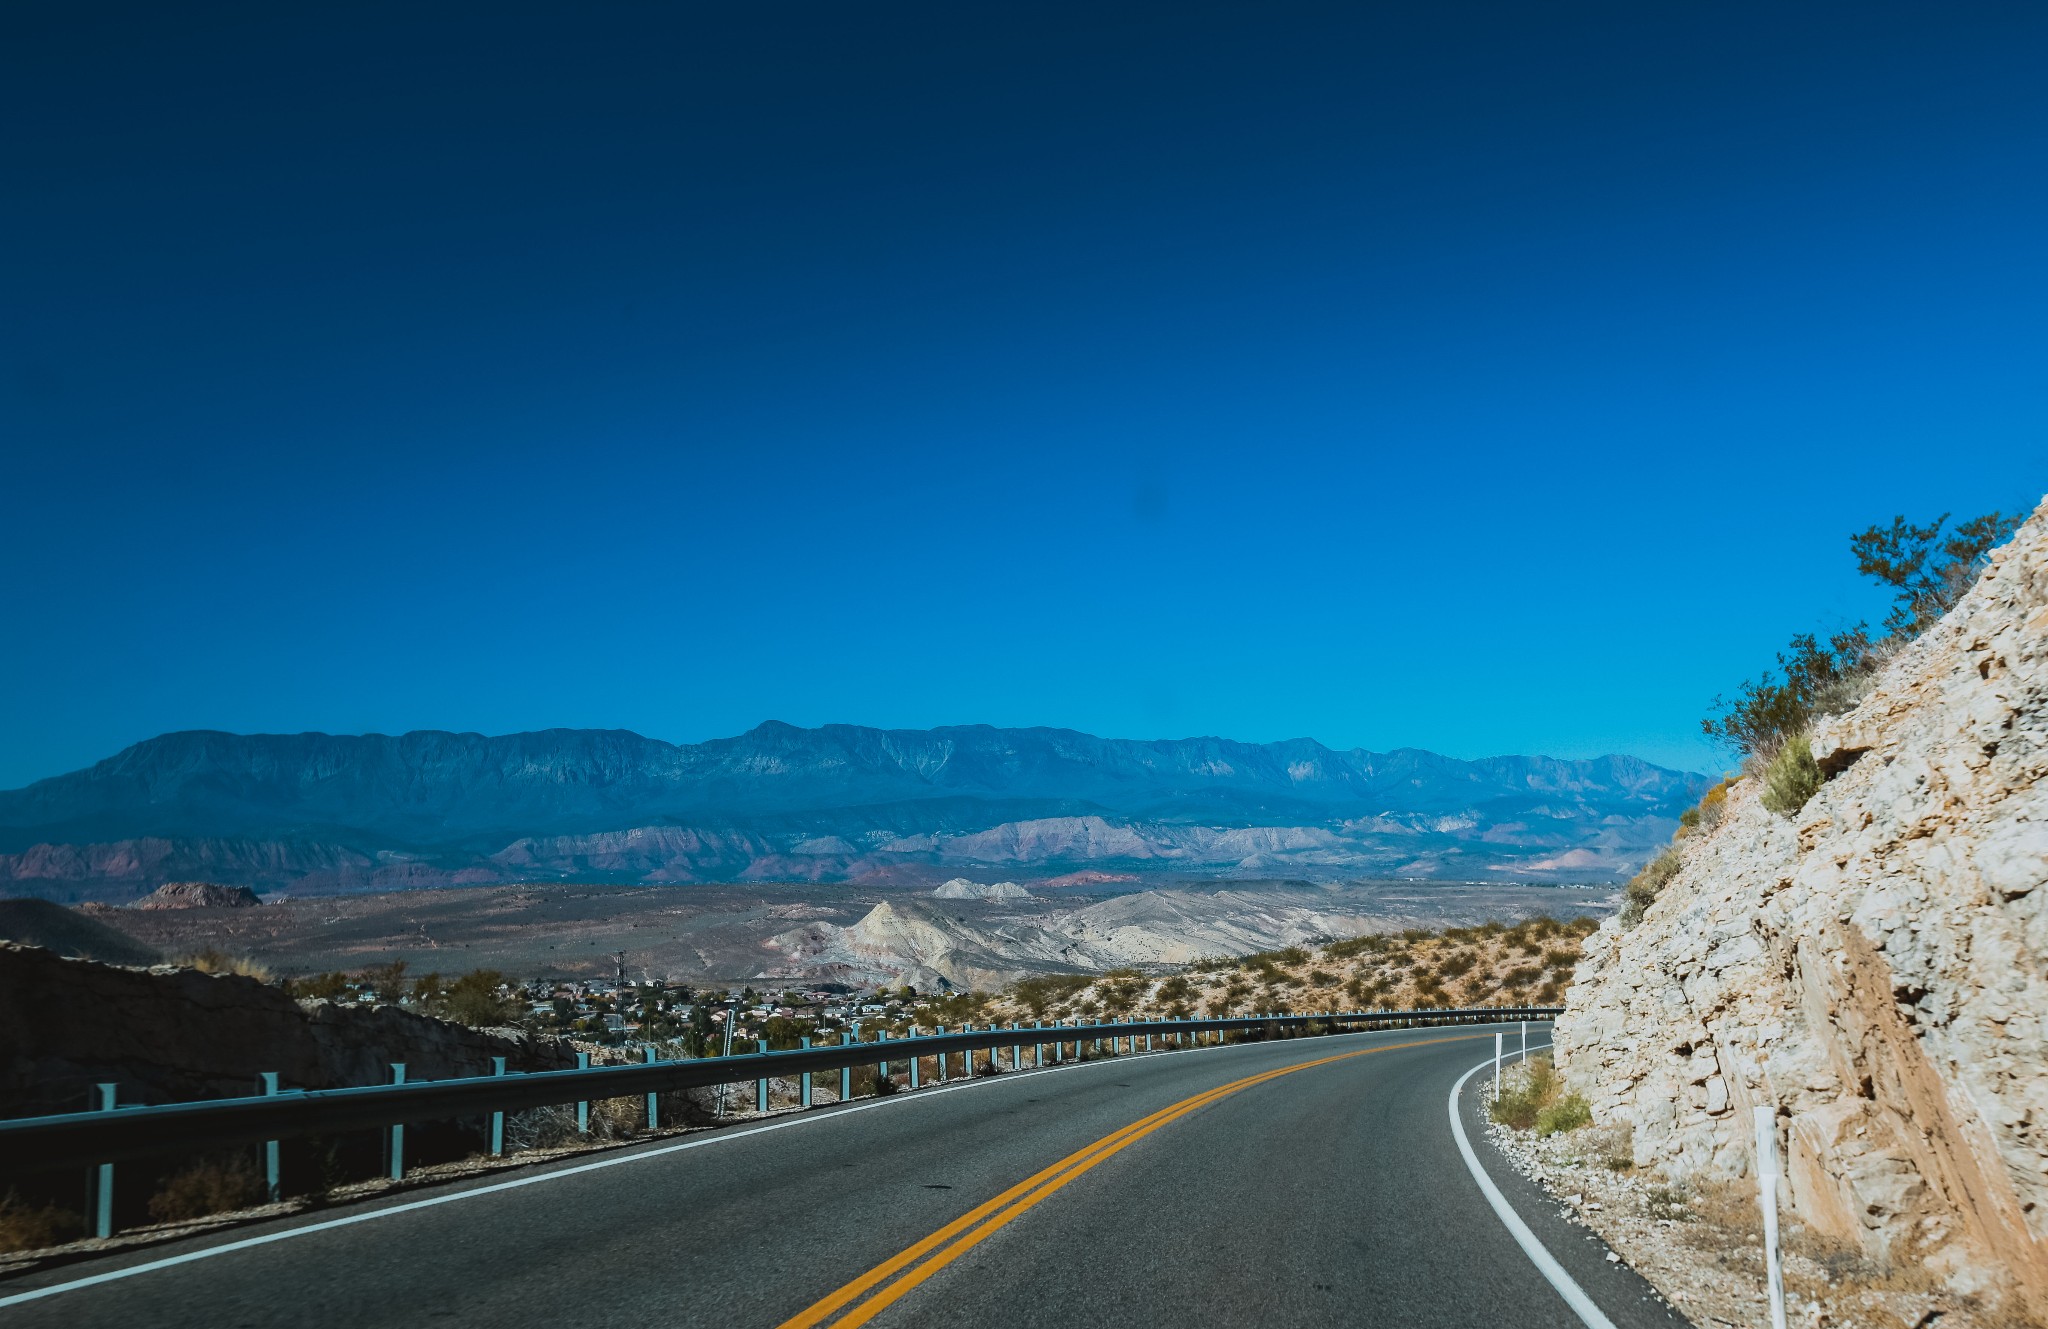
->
[[0, 1024, 1688, 1329]]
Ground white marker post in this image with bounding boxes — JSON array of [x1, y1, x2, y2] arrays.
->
[[1493, 1031, 1503, 1102], [1753, 1105, 1787, 1329], [1520, 1019, 1528, 1063]]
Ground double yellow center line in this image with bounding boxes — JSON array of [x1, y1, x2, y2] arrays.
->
[[776, 1033, 1479, 1329]]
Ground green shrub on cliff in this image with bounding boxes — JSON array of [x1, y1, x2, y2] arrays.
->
[[1760, 734, 1823, 817], [1620, 847, 1683, 927], [1703, 509, 2020, 760]]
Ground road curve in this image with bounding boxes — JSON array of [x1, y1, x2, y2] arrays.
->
[[0, 1024, 1687, 1329]]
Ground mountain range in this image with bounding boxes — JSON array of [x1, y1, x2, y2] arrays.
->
[[0, 723, 1708, 900]]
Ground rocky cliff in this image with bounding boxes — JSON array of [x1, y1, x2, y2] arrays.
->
[[1556, 499, 2048, 1308]]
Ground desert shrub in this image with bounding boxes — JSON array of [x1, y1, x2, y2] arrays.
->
[[1704, 510, 2019, 761], [1541, 947, 1578, 970], [439, 970, 514, 1026], [1489, 1057, 1557, 1130], [1760, 734, 1823, 817], [0, 1191, 80, 1253], [1306, 968, 1337, 988], [1678, 774, 1741, 835], [1011, 973, 1092, 1017], [178, 949, 273, 981], [1620, 847, 1684, 927], [284, 970, 349, 999], [1436, 951, 1475, 979], [1536, 1093, 1593, 1137], [147, 1156, 264, 1223], [1703, 629, 1876, 760], [358, 959, 408, 999], [1502, 965, 1541, 990], [1098, 970, 1146, 1014], [1323, 933, 1388, 960], [1853, 509, 2022, 638]]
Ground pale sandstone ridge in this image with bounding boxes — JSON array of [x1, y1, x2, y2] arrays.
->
[[1556, 496, 2048, 1308]]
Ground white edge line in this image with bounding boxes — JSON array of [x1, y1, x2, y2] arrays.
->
[[1449, 1043, 1619, 1329], [0, 1022, 1405, 1308]]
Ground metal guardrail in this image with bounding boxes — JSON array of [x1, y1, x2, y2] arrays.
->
[[0, 1006, 1560, 1175]]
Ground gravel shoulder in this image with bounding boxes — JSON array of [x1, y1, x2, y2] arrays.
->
[[1485, 1059, 2026, 1329]]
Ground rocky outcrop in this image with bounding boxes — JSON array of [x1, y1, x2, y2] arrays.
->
[[0, 943, 573, 1120], [931, 878, 1033, 901], [1556, 499, 2048, 1308], [133, 881, 262, 909]]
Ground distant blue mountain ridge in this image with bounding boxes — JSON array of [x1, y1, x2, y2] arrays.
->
[[0, 724, 1709, 898]]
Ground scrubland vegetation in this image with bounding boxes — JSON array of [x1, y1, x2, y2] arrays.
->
[[985, 915, 1599, 1026]]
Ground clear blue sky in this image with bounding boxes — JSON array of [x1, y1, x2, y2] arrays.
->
[[3, 0, 2044, 790]]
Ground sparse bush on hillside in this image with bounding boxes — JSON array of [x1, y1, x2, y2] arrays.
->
[[1491, 1055, 1560, 1131], [1703, 509, 2019, 761], [1760, 734, 1824, 818], [1677, 775, 1740, 835], [438, 970, 514, 1027], [1322, 933, 1389, 960], [1012, 973, 1092, 1017], [1537, 1094, 1593, 1137], [285, 970, 349, 999], [177, 949, 273, 981], [1621, 847, 1684, 927]]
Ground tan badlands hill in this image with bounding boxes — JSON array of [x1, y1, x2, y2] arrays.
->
[[1556, 497, 2048, 1312]]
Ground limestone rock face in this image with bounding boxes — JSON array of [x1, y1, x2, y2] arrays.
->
[[1556, 498, 2048, 1305]]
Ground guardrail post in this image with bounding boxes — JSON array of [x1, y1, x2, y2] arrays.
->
[[756, 1040, 769, 1113], [387, 1063, 406, 1180], [1011, 1022, 1022, 1071], [936, 1026, 949, 1083], [801, 1037, 813, 1107], [90, 1083, 115, 1238], [878, 1030, 890, 1085], [1755, 1106, 1789, 1329], [575, 1051, 591, 1133], [258, 1072, 281, 1202], [841, 1025, 856, 1102], [643, 1046, 658, 1132], [910, 1035, 921, 1090], [1034, 1024, 1043, 1067], [491, 1056, 509, 1155], [964, 1028, 975, 1080]]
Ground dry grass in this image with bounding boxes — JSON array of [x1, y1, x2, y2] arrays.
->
[[175, 949, 274, 981], [0, 1191, 81, 1254], [146, 1156, 265, 1223]]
